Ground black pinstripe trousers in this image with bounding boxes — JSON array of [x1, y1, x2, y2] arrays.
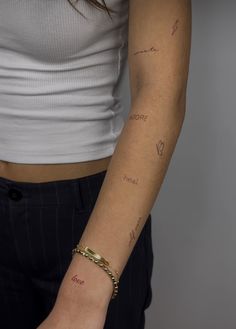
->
[[0, 170, 154, 329]]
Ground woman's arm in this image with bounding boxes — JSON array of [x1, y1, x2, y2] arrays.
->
[[58, 0, 192, 311]]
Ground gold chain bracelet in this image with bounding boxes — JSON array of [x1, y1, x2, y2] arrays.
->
[[72, 243, 120, 299]]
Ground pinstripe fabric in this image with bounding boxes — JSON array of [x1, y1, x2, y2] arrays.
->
[[0, 170, 154, 329]]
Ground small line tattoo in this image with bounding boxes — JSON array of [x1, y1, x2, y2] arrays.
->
[[171, 19, 179, 36], [123, 174, 139, 185], [156, 140, 165, 156], [129, 114, 148, 122], [133, 46, 159, 56], [134, 216, 142, 231], [71, 274, 85, 285], [129, 230, 136, 247], [128, 216, 142, 247]]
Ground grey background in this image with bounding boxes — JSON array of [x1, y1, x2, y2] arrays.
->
[[120, 1, 236, 328]]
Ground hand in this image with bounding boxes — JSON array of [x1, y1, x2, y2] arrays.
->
[[36, 253, 114, 329], [36, 293, 108, 329]]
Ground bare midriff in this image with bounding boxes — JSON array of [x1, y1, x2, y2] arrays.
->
[[0, 156, 112, 183]]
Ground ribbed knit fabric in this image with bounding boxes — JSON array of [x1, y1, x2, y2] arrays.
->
[[0, 0, 129, 164]]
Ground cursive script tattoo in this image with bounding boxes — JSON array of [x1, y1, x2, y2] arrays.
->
[[129, 114, 148, 122], [156, 140, 165, 156], [123, 174, 139, 185], [171, 19, 179, 36], [71, 274, 85, 285], [128, 216, 142, 247], [133, 46, 159, 56]]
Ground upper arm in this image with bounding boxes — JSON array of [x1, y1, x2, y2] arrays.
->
[[127, 0, 192, 103]]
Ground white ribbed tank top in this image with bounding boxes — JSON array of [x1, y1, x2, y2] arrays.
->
[[0, 0, 129, 164]]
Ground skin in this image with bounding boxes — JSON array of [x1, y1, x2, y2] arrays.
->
[[171, 19, 180, 36], [128, 216, 142, 247], [156, 140, 165, 156], [37, 0, 192, 328], [129, 113, 149, 121]]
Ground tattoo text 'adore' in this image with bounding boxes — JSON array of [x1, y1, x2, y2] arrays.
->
[[129, 113, 148, 122]]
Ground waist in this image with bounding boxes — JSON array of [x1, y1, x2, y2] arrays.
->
[[0, 156, 112, 183]]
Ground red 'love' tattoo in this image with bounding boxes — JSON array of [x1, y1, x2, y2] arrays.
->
[[71, 274, 85, 285]]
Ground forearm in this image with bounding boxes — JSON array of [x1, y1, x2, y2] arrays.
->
[[77, 91, 186, 277], [58, 0, 192, 306], [56, 89, 187, 309]]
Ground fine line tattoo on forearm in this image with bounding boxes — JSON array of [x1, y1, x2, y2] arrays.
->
[[71, 274, 85, 285], [129, 113, 148, 122], [171, 19, 179, 36], [156, 140, 165, 156], [128, 216, 142, 247], [123, 174, 139, 185], [133, 46, 159, 56]]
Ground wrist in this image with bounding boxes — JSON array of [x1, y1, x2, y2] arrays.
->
[[58, 252, 114, 308]]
